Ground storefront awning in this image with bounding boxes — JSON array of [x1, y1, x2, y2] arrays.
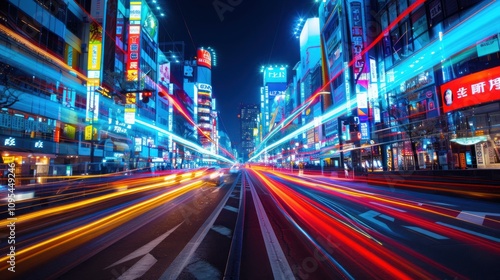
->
[[114, 141, 130, 152], [1, 146, 57, 159], [450, 136, 487, 146], [319, 145, 341, 159]]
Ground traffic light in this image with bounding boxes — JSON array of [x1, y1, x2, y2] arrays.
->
[[142, 91, 153, 103], [349, 116, 361, 141]]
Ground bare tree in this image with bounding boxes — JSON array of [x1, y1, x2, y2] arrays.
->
[[0, 87, 20, 108], [173, 112, 198, 168], [388, 99, 441, 170], [0, 63, 22, 164], [0, 63, 22, 108]]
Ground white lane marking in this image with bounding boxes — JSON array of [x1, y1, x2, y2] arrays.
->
[[428, 202, 456, 207], [117, 253, 157, 280], [224, 205, 238, 213], [106, 222, 183, 269], [404, 226, 449, 240], [456, 211, 500, 226], [248, 174, 295, 280], [359, 210, 394, 233], [437, 222, 500, 242], [370, 202, 406, 212], [187, 259, 221, 279], [211, 225, 232, 238]]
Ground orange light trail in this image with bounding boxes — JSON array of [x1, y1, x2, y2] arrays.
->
[[0, 180, 205, 271]]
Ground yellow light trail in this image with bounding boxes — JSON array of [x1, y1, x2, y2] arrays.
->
[[0, 180, 205, 271], [0, 173, 207, 228]]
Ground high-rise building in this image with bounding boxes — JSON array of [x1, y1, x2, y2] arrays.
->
[[317, 0, 500, 172], [0, 0, 171, 179], [296, 17, 322, 164], [239, 104, 260, 162]]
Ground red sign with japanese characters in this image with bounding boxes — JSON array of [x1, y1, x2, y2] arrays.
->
[[197, 49, 211, 69], [440, 65, 500, 113]]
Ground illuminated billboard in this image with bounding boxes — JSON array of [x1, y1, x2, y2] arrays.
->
[[440, 65, 500, 113], [126, 1, 142, 82], [197, 49, 212, 69], [159, 62, 170, 86], [263, 67, 287, 84], [142, 3, 158, 41], [197, 83, 212, 93], [87, 21, 102, 86], [130, 1, 141, 21], [267, 83, 287, 125], [267, 83, 287, 97]]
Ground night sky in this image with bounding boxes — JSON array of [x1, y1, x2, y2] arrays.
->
[[160, 0, 316, 147]]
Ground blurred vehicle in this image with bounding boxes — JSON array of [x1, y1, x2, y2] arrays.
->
[[0, 184, 8, 202], [229, 164, 241, 174], [204, 167, 223, 185], [102, 157, 126, 173]]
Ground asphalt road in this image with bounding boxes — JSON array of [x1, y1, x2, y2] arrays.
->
[[1, 168, 498, 279]]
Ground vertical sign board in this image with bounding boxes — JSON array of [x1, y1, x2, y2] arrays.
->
[[124, 92, 136, 124], [349, 0, 370, 141], [86, 3, 103, 122], [159, 62, 171, 86], [127, 2, 142, 82]]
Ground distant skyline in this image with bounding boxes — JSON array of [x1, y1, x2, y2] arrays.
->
[[159, 0, 316, 147]]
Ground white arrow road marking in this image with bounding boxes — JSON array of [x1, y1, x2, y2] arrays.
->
[[117, 253, 157, 280], [359, 210, 395, 233], [211, 225, 232, 238], [106, 222, 183, 269], [404, 226, 448, 240], [223, 205, 238, 213], [456, 211, 500, 226], [437, 222, 500, 242]]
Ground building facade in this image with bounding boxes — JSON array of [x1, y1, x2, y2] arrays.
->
[[239, 104, 260, 163], [315, 0, 500, 172], [0, 0, 229, 184]]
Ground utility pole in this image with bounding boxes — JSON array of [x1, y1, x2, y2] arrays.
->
[[89, 106, 95, 172]]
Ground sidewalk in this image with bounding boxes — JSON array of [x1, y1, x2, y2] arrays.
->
[[359, 169, 500, 200]]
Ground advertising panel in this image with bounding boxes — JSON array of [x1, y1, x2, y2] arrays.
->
[[126, 1, 142, 82], [126, 28, 140, 81], [130, 1, 142, 21], [267, 83, 287, 97], [159, 62, 170, 86], [264, 67, 287, 84], [142, 3, 158, 42], [197, 49, 212, 69], [87, 21, 102, 86], [116, 12, 124, 44], [197, 83, 212, 93], [90, 0, 105, 23], [348, 0, 370, 142], [268, 83, 287, 125], [125, 104, 136, 125], [62, 88, 76, 108], [348, 0, 367, 76], [86, 89, 99, 122], [441, 65, 500, 113]]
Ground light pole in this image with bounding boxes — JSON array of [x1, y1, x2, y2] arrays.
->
[[88, 106, 96, 173], [370, 139, 375, 172]]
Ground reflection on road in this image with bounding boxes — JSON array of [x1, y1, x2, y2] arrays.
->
[[248, 166, 500, 279]]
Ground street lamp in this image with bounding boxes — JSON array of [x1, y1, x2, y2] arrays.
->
[[370, 139, 375, 172]]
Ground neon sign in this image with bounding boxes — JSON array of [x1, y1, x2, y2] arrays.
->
[[441, 65, 500, 113]]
